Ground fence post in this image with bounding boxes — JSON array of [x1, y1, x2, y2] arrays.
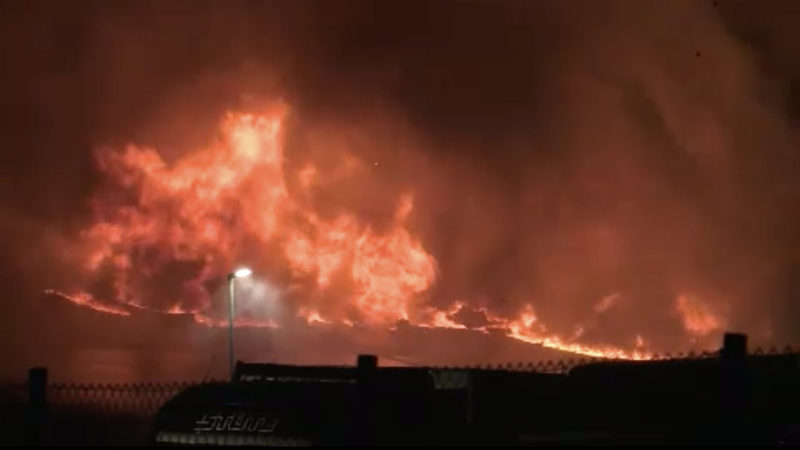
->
[[721, 333, 747, 361], [357, 354, 378, 371], [27, 367, 48, 446], [356, 355, 377, 445], [720, 333, 748, 443]]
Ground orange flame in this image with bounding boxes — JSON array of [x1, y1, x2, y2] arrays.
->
[[594, 292, 619, 313], [475, 304, 652, 360], [49, 108, 678, 361], [675, 294, 724, 337], [193, 314, 278, 329], [297, 307, 332, 325], [419, 301, 468, 330], [45, 289, 131, 317]]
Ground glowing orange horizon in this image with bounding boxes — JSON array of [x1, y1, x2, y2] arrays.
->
[[48, 108, 727, 361]]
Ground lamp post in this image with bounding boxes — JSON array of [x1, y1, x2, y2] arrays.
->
[[227, 267, 252, 381]]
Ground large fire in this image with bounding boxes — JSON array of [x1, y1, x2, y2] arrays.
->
[[49, 107, 724, 361]]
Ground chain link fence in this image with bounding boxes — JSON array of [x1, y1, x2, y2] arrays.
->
[[426, 349, 723, 374], [0, 379, 208, 445], [47, 381, 202, 416], [2, 344, 799, 445]]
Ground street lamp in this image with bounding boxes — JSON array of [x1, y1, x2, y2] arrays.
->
[[227, 267, 252, 381]]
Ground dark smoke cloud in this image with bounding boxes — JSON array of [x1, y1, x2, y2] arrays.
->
[[2, 0, 800, 376]]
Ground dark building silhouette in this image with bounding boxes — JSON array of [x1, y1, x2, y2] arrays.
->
[[151, 333, 800, 446]]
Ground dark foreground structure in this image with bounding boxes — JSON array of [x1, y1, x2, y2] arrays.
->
[[151, 334, 800, 446]]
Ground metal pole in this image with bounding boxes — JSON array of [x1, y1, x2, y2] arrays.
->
[[228, 275, 236, 381]]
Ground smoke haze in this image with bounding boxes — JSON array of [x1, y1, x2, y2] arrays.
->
[[2, 0, 800, 379]]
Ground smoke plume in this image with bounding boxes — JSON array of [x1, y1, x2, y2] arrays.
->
[[2, 0, 800, 375]]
